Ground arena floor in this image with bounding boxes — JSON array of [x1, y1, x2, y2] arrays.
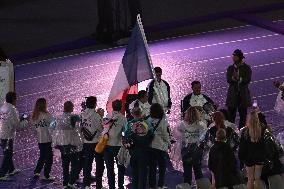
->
[[1, 21, 284, 188]]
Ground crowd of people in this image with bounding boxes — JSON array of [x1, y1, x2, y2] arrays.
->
[[0, 49, 284, 189]]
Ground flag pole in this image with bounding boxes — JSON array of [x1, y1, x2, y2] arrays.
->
[[137, 14, 156, 79], [137, 14, 168, 111], [137, 14, 174, 143]]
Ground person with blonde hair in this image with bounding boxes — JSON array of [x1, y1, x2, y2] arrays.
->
[[32, 98, 54, 180], [239, 111, 266, 189], [176, 106, 207, 185]]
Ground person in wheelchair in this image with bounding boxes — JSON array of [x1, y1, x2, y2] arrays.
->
[[129, 90, 151, 120], [181, 81, 217, 125]]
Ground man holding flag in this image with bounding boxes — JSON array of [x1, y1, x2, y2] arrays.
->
[[147, 67, 172, 114]]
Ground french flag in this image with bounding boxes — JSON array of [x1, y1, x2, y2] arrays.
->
[[106, 15, 154, 113]]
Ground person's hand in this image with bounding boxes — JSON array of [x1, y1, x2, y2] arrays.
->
[[255, 106, 262, 113], [232, 69, 239, 80], [123, 143, 132, 148], [96, 108, 104, 118]]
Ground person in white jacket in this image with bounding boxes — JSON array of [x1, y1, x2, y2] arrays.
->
[[148, 103, 171, 189], [176, 106, 207, 185], [273, 80, 284, 115], [129, 90, 151, 119], [0, 92, 26, 180], [31, 98, 54, 180], [81, 96, 104, 189], [103, 100, 127, 189], [52, 101, 82, 189]]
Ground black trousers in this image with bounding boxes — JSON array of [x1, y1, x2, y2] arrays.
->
[[182, 147, 203, 185], [130, 148, 150, 189], [60, 151, 79, 186], [149, 148, 167, 188], [75, 150, 84, 180], [228, 106, 248, 129], [34, 142, 53, 178], [104, 146, 125, 189], [83, 143, 104, 188], [0, 139, 15, 177]]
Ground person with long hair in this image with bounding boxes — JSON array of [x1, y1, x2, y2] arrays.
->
[[31, 98, 54, 180], [148, 103, 171, 188], [176, 106, 207, 185], [239, 111, 266, 189], [203, 111, 239, 151]]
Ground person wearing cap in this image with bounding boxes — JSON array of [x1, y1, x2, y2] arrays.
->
[[226, 49, 252, 129], [147, 67, 172, 114]]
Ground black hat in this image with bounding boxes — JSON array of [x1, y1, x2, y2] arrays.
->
[[233, 49, 245, 59]]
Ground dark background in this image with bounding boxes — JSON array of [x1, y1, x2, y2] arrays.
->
[[0, 0, 283, 61]]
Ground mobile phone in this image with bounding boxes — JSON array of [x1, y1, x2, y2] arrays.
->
[[252, 100, 258, 108], [22, 113, 28, 119]]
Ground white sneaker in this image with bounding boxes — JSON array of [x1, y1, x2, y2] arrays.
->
[[9, 169, 20, 176], [43, 176, 55, 181], [68, 183, 79, 189], [33, 173, 40, 178]]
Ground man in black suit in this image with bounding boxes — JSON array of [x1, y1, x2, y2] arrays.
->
[[226, 49, 252, 129]]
